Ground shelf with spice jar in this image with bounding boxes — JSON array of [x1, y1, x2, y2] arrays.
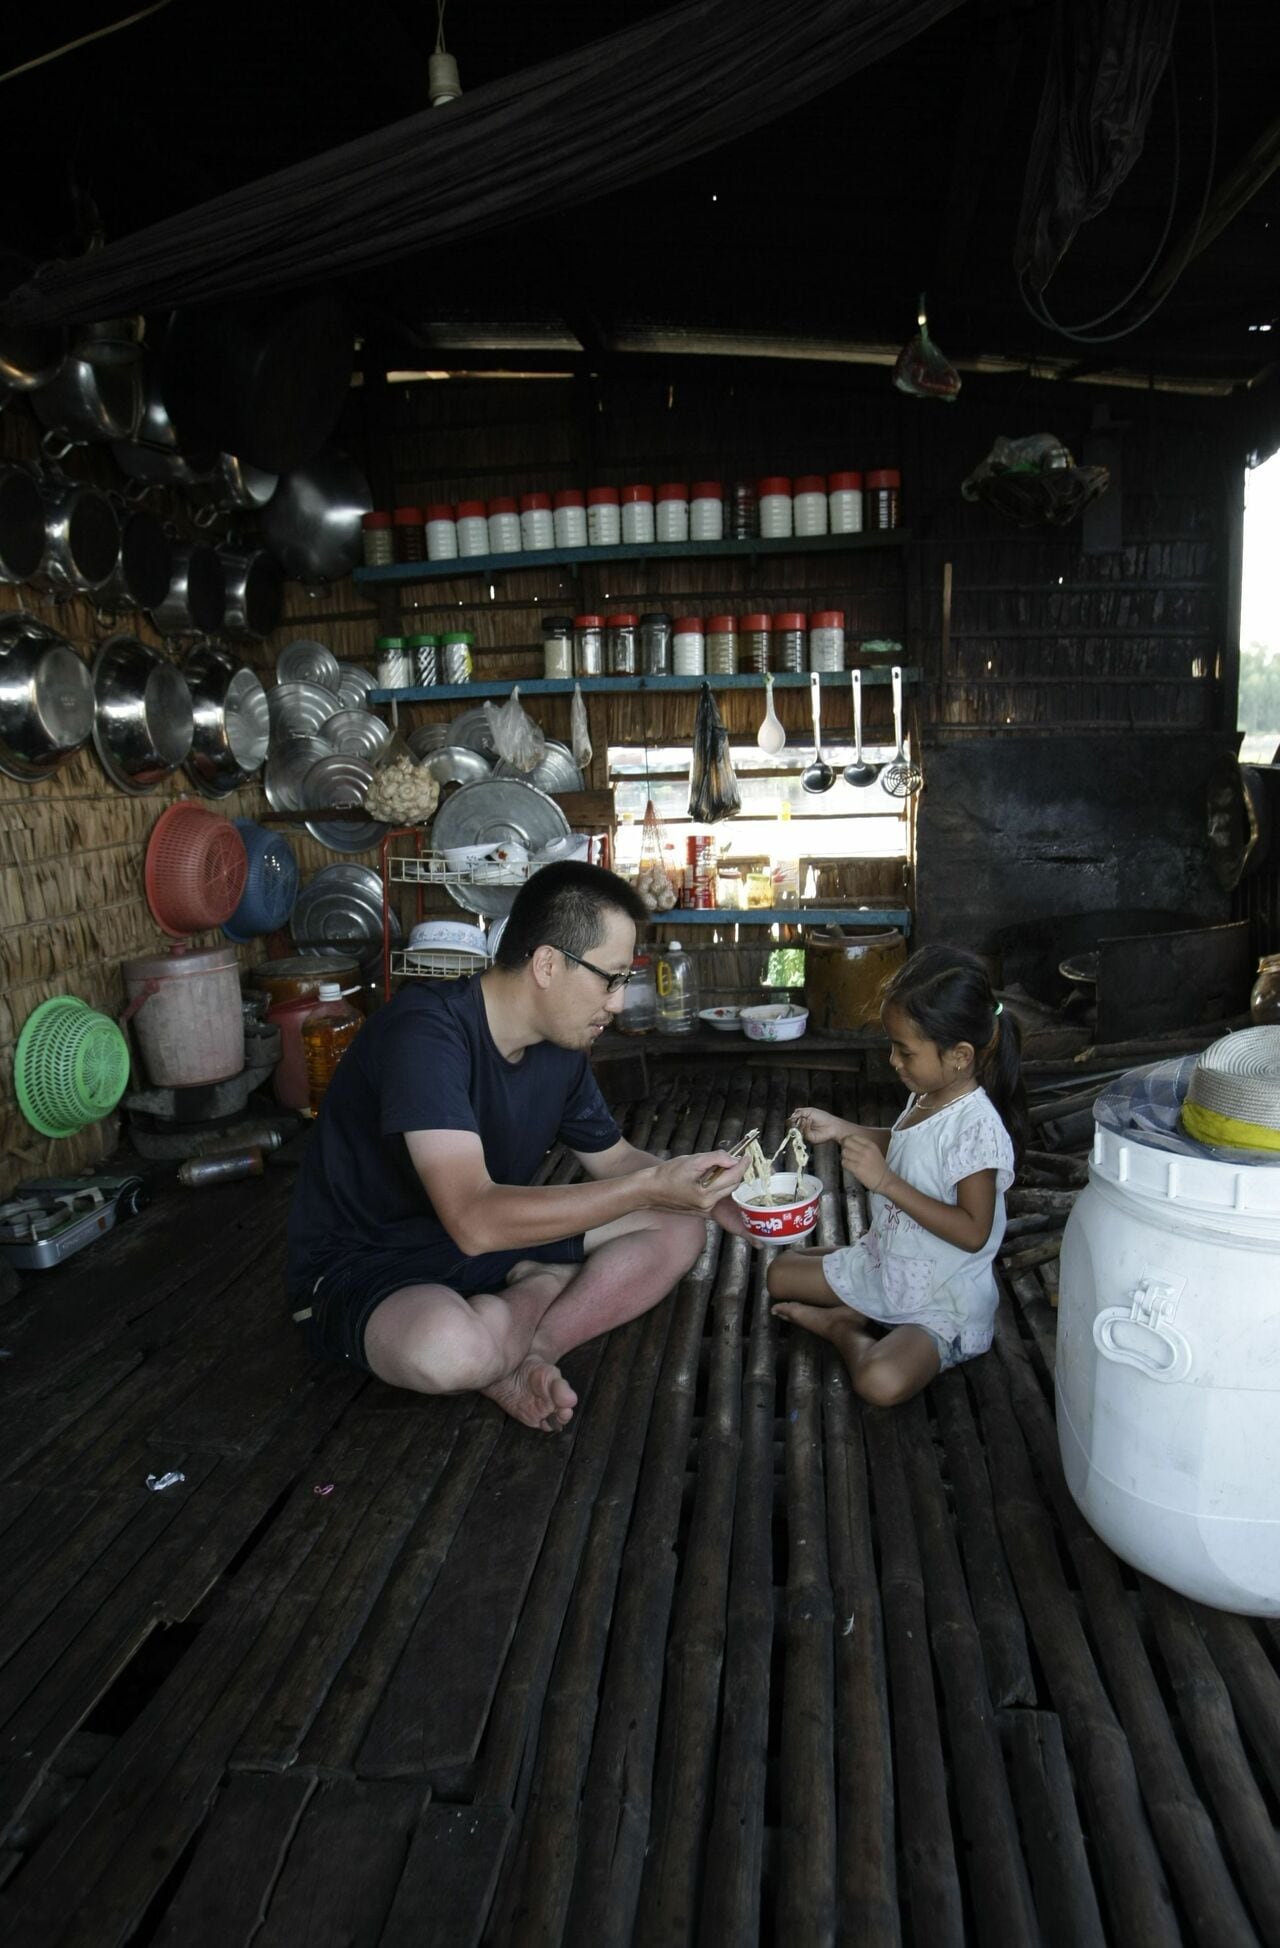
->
[[367, 668, 920, 705]]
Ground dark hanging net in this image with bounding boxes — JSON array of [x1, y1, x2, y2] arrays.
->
[[1, 0, 963, 326]]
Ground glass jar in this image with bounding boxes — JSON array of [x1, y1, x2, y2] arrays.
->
[[440, 630, 473, 683], [375, 635, 410, 688], [587, 487, 621, 547], [706, 614, 738, 675], [456, 499, 489, 556], [520, 492, 554, 551], [392, 506, 426, 562], [617, 954, 657, 1034], [828, 470, 864, 534], [741, 612, 771, 675], [407, 633, 439, 686], [606, 612, 639, 675], [745, 870, 773, 909], [640, 612, 672, 675], [553, 489, 588, 549], [758, 476, 793, 539], [672, 616, 705, 675], [774, 610, 806, 674], [656, 483, 690, 543], [793, 474, 828, 537], [361, 511, 394, 567], [729, 479, 758, 539], [621, 484, 655, 545], [543, 615, 574, 679], [690, 481, 724, 541], [866, 468, 901, 530], [574, 614, 604, 676], [1251, 954, 1280, 1024], [425, 503, 458, 560], [809, 609, 845, 672], [487, 497, 521, 553]]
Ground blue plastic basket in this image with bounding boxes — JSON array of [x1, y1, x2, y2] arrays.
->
[[222, 819, 300, 941]]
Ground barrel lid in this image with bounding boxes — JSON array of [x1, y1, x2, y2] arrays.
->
[[1090, 1121, 1280, 1215], [253, 954, 359, 983], [124, 943, 239, 979]]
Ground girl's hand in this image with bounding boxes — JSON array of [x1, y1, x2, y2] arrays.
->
[[841, 1132, 891, 1193], [789, 1106, 847, 1146]]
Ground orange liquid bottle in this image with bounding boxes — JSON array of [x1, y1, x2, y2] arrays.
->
[[300, 982, 362, 1117]]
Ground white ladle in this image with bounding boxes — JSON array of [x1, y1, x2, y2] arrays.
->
[[756, 672, 785, 754]]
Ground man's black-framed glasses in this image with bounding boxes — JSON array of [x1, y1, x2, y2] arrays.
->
[[555, 946, 634, 994]]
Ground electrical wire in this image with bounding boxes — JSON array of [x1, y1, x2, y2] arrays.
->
[[0, 0, 174, 87], [434, 0, 448, 57]]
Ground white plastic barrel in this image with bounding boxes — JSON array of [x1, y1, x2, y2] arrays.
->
[[1057, 1119, 1280, 1614], [124, 944, 244, 1087]]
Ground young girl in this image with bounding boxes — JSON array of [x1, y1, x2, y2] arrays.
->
[[769, 945, 1027, 1407]]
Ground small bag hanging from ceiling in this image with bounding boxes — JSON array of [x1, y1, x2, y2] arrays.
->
[[636, 796, 678, 911], [688, 681, 741, 823], [893, 295, 961, 402], [483, 686, 546, 772], [570, 682, 593, 770]]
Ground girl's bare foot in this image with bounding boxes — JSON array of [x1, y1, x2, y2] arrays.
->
[[771, 1300, 876, 1358]]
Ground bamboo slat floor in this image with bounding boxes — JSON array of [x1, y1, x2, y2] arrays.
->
[[1, 1063, 1278, 1947]]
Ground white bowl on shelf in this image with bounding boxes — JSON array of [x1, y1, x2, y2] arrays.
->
[[699, 1006, 743, 1032], [741, 1003, 809, 1043], [408, 920, 488, 957], [441, 842, 500, 868], [533, 833, 590, 866]]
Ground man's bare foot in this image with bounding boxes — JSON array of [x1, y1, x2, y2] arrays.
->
[[482, 1355, 578, 1433], [771, 1300, 874, 1355]]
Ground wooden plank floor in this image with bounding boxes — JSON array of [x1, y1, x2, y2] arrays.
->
[[1, 1064, 1279, 1947]]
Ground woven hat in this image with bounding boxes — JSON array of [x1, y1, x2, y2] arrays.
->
[[1182, 1026, 1280, 1151]]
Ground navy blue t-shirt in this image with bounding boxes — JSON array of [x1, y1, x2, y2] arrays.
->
[[286, 974, 620, 1289]]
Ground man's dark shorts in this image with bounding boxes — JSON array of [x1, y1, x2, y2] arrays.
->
[[290, 1236, 587, 1373]]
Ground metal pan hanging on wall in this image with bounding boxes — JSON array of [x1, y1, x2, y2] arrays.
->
[[182, 640, 270, 798], [299, 753, 388, 853], [0, 613, 95, 784], [150, 540, 225, 637], [319, 708, 391, 764], [264, 734, 331, 812], [0, 465, 48, 585], [291, 863, 401, 952], [266, 680, 338, 742], [275, 639, 341, 692], [218, 546, 284, 642], [91, 633, 194, 794], [336, 664, 377, 709], [431, 778, 570, 917]]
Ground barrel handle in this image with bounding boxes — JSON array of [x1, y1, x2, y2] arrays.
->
[[1093, 1273, 1192, 1385], [120, 978, 161, 1026]]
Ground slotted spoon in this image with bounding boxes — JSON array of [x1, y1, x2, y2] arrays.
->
[[881, 664, 922, 798]]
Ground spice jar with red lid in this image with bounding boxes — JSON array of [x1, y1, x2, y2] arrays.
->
[[553, 489, 588, 549], [425, 503, 457, 561], [773, 610, 806, 673], [741, 612, 772, 674], [488, 496, 521, 554], [456, 499, 489, 556], [520, 492, 554, 551], [392, 506, 426, 562], [690, 482, 724, 541], [362, 511, 394, 567], [828, 471, 864, 534], [809, 609, 845, 672], [621, 484, 655, 546], [706, 614, 738, 674], [866, 468, 901, 530], [605, 612, 639, 675], [793, 474, 828, 537], [656, 482, 690, 544], [587, 487, 621, 547], [759, 476, 793, 538], [574, 614, 604, 675]]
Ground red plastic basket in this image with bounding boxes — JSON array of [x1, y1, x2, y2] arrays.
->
[[145, 801, 249, 936]]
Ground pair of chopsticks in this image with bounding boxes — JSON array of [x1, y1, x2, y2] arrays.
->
[[698, 1125, 762, 1189]]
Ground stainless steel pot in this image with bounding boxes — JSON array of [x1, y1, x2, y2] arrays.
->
[[94, 503, 173, 615], [182, 639, 270, 797], [0, 464, 47, 583], [91, 632, 194, 793], [34, 476, 120, 598], [33, 354, 142, 456], [218, 545, 283, 641], [111, 361, 216, 494], [0, 613, 95, 783], [149, 540, 225, 636], [260, 447, 371, 583]]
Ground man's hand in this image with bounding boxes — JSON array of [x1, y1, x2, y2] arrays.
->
[[647, 1152, 746, 1213], [841, 1132, 891, 1193], [789, 1105, 851, 1146]]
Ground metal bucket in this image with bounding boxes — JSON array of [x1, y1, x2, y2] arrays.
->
[[123, 943, 244, 1087]]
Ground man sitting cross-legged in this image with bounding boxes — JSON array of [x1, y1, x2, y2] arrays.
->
[[286, 861, 746, 1430]]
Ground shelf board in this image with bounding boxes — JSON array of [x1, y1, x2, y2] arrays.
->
[[354, 529, 910, 590], [369, 668, 918, 704], [643, 907, 912, 929]]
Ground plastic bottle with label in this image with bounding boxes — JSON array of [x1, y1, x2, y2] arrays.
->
[[655, 939, 698, 1033], [301, 982, 363, 1117]]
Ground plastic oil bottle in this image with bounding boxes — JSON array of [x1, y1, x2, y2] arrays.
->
[[301, 982, 362, 1117], [655, 939, 698, 1034]]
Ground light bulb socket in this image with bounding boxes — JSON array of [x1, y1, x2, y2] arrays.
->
[[429, 51, 462, 105]]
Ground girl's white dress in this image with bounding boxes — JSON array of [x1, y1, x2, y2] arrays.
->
[[822, 1086, 1015, 1360]]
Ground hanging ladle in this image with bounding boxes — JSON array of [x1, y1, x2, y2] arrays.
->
[[756, 671, 786, 754], [843, 668, 880, 786], [881, 664, 923, 798], [801, 670, 835, 793]]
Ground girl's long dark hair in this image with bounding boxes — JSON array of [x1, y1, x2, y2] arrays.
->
[[882, 945, 1030, 1166]]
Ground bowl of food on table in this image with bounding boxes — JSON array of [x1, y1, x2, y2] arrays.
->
[[741, 1002, 808, 1043], [699, 1006, 742, 1032]]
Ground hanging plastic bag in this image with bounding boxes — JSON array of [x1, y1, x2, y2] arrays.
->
[[635, 797, 678, 911], [893, 296, 960, 402], [570, 682, 593, 770], [688, 681, 741, 823], [484, 686, 546, 773]]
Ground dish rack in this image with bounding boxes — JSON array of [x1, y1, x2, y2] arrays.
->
[[387, 854, 537, 888], [391, 946, 488, 981]]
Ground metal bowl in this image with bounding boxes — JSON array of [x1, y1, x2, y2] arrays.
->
[[182, 641, 270, 798], [91, 632, 194, 794], [0, 613, 95, 783], [422, 743, 492, 787]]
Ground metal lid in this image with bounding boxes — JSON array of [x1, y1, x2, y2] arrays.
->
[[124, 943, 239, 979]]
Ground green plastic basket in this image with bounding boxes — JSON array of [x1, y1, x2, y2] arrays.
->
[[14, 996, 132, 1139]]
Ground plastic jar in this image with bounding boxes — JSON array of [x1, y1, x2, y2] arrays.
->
[[758, 476, 793, 539], [672, 616, 705, 676], [829, 471, 864, 534], [520, 492, 554, 551], [553, 489, 588, 549], [392, 506, 426, 562], [793, 475, 828, 537], [690, 481, 724, 541], [301, 982, 363, 1118], [1251, 955, 1280, 1024], [729, 479, 758, 539], [774, 611, 807, 674], [640, 612, 672, 675], [617, 954, 657, 1034], [587, 487, 621, 547], [606, 612, 639, 676], [487, 497, 522, 554], [440, 630, 473, 683], [866, 468, 901, 530], [456, 500, 489, 556], [361, 511, 394, 567], [407, 633, 439, 686], [809, 609, 845, 673], [543, 615, 574, 679], [655, 939, 698, 1033], [656, 483, 690, 544], [706, 614, 738, 675], [574, 614, 604, 676], [741, 613, 772, 674], [425, 503, 458, 561], [621, 484, 655, 545], [375, 635, 410, 688]]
